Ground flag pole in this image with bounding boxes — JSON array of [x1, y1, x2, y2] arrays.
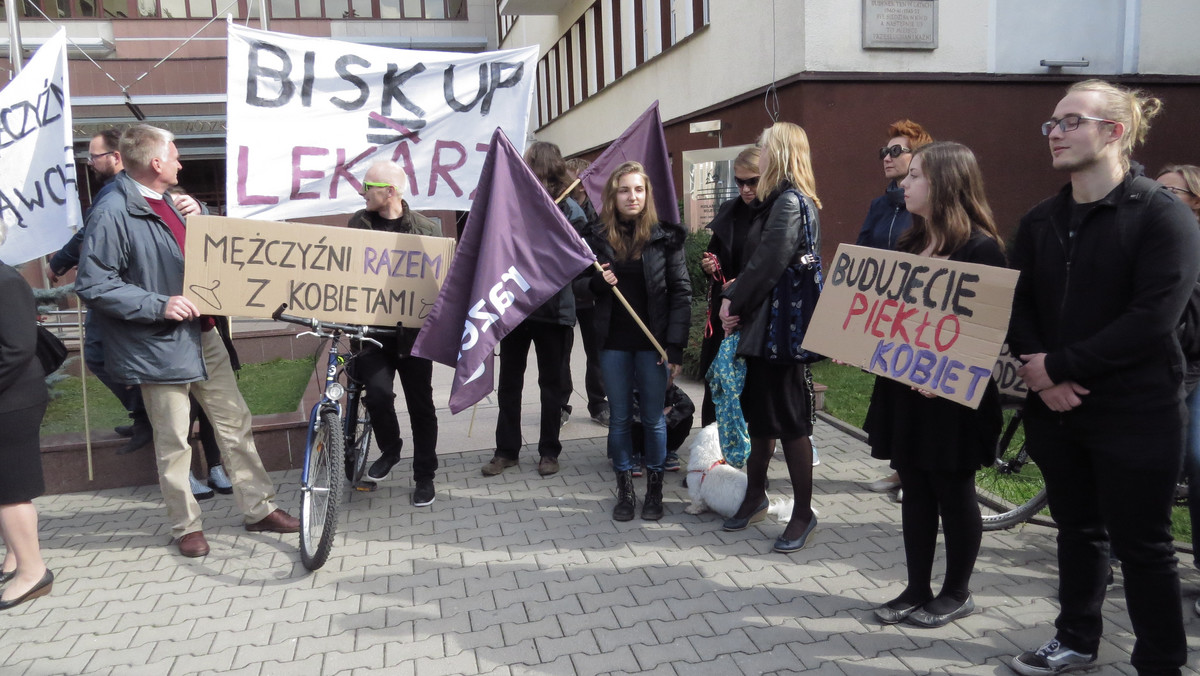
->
[[552, 180, 670, 364]]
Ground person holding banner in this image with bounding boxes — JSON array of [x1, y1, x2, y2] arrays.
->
[[76, 125, 300, 558], [350, 161, 442, 508], [861, 142, 1004, 628], [857, 120, 934, 496], [1007, 81, 1199, 676], [717, 122, 821, 552], [483, 142, 585, 478], [585, 161, 691, 522]]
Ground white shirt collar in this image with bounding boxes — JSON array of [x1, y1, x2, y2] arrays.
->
[[132, 179, 162, 200]]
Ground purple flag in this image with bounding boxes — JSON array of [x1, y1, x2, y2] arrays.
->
[[411, 128, 596, 414], [578, 100, 679, 224]]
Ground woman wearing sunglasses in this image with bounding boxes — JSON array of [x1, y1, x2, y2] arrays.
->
[[697, 146, 761, 427], [857, 119, 933, 496]]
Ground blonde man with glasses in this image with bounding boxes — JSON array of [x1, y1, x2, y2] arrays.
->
[[347, 160, 442, 508]]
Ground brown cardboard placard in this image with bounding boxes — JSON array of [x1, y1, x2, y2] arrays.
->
[[801, 243, 1018, 409], [992, 343, 1029, 401], [182, 214, 456, 327]]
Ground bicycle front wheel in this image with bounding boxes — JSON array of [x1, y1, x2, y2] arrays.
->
[[301, 410, 345, 570], [345, 396, 373, 484], [976, 404, 1049, 531]]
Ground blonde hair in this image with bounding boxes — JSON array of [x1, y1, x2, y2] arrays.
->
[[733, 146, 761, 174], [756, 122, 821, 209], [1067, 79, 1163, 168], [119, 124, 173, 174], [600, 161, 659, 261], [1158, 164, 1200, 196]]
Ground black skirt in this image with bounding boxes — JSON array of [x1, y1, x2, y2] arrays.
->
[[0, 402, 48, 504], [741, 357, 813, 440]]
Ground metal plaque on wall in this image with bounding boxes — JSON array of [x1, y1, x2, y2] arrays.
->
[[862, 0, 938, 50]]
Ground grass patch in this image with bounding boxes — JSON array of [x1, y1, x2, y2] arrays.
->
[[41, 356, 317, 437]]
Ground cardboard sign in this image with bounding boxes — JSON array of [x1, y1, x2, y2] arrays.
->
[[225, 25, 538, 220], [993, 343, 1029, 401], [802, 244, 1018, 409], [182, 215, 455, 327]]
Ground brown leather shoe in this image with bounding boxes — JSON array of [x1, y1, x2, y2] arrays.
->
[[537, 456, 560, 476], [246, 509, 301, 533], [177, 531, 210, 557]]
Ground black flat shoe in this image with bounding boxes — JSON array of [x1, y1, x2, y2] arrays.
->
[[875, 600, 923, 625], [0, 570, 13, 585], [905, 595, 975, 628], [722, 498, 770, 532], [773, 515, 818, 553], [0, 569, 53, 610]]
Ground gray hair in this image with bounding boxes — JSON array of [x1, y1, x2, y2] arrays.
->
[[119, 124, 174, 173]]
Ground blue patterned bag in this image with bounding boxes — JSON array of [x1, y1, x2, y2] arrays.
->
[[706, 333, 751, 468], [763, 191, 825, 364]]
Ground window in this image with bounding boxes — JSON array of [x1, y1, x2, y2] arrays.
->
[[12, 0, 466, 18]]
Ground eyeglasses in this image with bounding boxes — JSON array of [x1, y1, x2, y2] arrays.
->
[[87, 151, 115, 165], [734, 176, 759, 189], [1040, 114, 1117, 136], [360, 181, 392, 196], [879, 145, 912, 160], [1164, 185, 1196, 198]]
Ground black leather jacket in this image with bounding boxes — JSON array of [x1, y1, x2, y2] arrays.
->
[[585, 220, 692, 363]]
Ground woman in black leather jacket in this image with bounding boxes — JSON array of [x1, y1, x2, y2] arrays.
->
[[718, 122, 821, 552], [585, 161, 691, 522]]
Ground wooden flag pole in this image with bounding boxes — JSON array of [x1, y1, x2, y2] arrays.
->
[[551, 178, 670, 364]]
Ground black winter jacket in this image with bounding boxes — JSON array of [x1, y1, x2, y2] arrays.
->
[[723, 183, 821, 359], [1007, 170, 1200, 416], [856, 181, 911, 251], [585, 221, 692, 364]]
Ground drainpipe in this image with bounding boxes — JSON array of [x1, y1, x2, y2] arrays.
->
[[6, 0, 22, 76]]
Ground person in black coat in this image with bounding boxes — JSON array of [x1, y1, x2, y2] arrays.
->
[[585, 161, 691, 522], [698, 146, 760, 427], [864, 142, 1004, 629], [0, 259, 53, 611]]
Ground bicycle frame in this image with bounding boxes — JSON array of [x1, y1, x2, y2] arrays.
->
[[301, 333, 348, 487]]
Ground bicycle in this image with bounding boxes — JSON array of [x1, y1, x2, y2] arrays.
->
[[271, 303, 393, 570], [976, 396, 1049, 531]]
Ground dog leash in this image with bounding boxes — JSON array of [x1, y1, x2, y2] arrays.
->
[[703, 258, 726, 339], [687, 458, 727, 487]]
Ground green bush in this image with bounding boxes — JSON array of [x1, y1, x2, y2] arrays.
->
[[682, 228, 713, 379]]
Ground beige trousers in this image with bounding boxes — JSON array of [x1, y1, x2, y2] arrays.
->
[[141, 330, 277, 539]]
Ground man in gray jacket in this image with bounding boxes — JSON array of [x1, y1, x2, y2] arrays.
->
[[76, 124, 299, 559]]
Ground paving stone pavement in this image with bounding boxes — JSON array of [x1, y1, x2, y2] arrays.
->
[[6, 372, 1200, 675]]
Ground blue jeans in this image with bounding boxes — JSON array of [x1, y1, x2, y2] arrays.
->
[[600, 349, 668, 473], [1186, 386, 1200, 567]]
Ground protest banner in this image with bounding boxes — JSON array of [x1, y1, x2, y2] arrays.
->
[[182, 215, 455, 327], [0, 30, 78, 265], [802, 243, 1019, 409], [412, 128, 595, 414], [993, 343, 1029, 400], [578, 101, 680, 224], [225, 24, 538, 221]]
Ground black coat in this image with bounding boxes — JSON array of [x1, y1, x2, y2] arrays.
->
[[723, 184, 821, 359], [1008, 171, 1200, 416], [0, 264, 48, 414], [585, 221, 692, 364], [856, 181, 912, 251]]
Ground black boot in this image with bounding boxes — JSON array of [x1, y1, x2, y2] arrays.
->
[[642, 470, 664, 521], [613, 470, 637, 521]]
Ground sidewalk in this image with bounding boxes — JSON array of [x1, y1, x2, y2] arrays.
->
[[4, 347, 1200, 674]]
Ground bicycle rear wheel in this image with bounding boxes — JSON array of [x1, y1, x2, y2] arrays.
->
[[976, 404, 1049, 531], [301, 410, 344, 570], [345, 395, 373, 484]]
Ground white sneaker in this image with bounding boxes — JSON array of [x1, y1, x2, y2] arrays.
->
[[1011, 639, 1096, 675], [868, 475, 901, 492]]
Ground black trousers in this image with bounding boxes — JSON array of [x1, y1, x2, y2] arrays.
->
[[1025, 407, 1185, 675], [347, 344, 439, 483], [894, 467, 981, 603], [561, 306, 607, 416], [497, 321, 571, 459]]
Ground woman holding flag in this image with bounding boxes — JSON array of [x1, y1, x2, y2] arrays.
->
[[585, 161, 691, 522], [864, 141, 1004, 628]]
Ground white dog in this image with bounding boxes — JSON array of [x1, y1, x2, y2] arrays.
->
[[684, 424, 794, 520]]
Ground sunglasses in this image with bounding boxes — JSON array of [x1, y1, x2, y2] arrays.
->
[[360, 181, 392, 196], [734, 176, 759, 189], [879, 145, 912, 160]]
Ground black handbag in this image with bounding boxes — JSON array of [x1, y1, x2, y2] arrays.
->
[[763, 191, 825, 364], [36, 325, 68, 375]]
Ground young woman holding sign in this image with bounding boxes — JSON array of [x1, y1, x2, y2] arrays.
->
[[585, 161, 691, 522], [718, 122, 822, 552], [864, 142, 1005, 628]]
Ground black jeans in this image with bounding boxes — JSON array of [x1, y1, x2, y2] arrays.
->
[[562, 306, 607, 416], [497, 321, 571, 459], [1025, 407, 1185, 675], [347, 343, 439, 483]]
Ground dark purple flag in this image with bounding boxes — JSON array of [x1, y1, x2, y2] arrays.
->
[[578, 100, 679, 224], [411, 128, 596, 414]]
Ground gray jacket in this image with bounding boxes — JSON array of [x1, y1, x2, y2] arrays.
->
[[76, 172, 206, 385]]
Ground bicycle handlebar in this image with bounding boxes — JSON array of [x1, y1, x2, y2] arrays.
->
[[270, 303, 399, 339]]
